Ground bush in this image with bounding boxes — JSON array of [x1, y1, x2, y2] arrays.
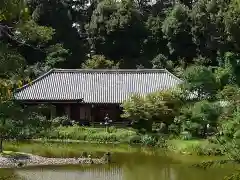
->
[[141, 135, 158, 146], [183, 65, 219, 99], [168, 139, 223, 156], [128, 135, 141, 144], [42, 126, 137, 144], [121, 90, 183, 132], [81, 55, 120, 69], [108, 126, 117, 133], [168, 123, 181, 135], [180, 131, 193, 140], [179, 100, 222, 138], [52, 116, 71, 126], [218, 110, 240, 160], [207, 136, 219, 144], [86, 132, 117, 143], [189, 143, 223, 156]]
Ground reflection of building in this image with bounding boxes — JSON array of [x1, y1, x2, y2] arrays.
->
[[16, 166, 124, 180], [160, 167, 177, 180], [15, 69, 182, 125]]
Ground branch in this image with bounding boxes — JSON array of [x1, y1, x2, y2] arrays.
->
[[0, 23, 45, 52]]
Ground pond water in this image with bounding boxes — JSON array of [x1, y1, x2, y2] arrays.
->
[[0, 143, 236, 180]]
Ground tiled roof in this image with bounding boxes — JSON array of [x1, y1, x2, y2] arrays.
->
[[14, 69, 183, 103]]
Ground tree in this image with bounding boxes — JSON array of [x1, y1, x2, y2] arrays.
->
[[81, 55, 120, 69], [146, 90, 183, 129], [121, 89, 183, 132], [218, 110, 240, 161], [0, 0, 27, 22], [183, 65, 219, 100], [28, 0, 88, 68], [151, 53, 174, 71], [221, 52, 240, 86], [162, 2, 196, 62], [217, 85, 240, 104], [0, 100, 50, 152], [143, 16, 168, 62], [0, 42, 25, 77], [87, 0, 147, 67], [190, 0, 228, 61], [121, 94, 152, 132], [224, 0, 240, 52], [179, 100, 222, 137], [214, 66, 234, 89], [216, 85, 240, 122]]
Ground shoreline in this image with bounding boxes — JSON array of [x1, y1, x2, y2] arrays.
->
[[0, 153, 108, 169]]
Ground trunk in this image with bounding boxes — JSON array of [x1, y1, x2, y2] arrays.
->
[[202, 125, 207, 138], [0, 137, 3, 153], [0, 119, 6, 153]]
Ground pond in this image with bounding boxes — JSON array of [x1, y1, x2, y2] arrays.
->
[[0, 142, 236, 180]]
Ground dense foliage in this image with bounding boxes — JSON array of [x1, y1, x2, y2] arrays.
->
[[1, 0, 240, 73], [1, 1, 240, 178], [121, 90, 183, 132]]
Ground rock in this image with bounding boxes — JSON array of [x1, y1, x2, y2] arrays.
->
[[0, 153, 106, 168], [16, 161, 25, 167], [81, 152, 88, 158], [101, 152, 111, 164]]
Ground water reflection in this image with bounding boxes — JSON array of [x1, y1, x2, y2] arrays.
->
[[0, 152, 234, 180], [0, 169, 25, 180], [16, 166, 123, 180]]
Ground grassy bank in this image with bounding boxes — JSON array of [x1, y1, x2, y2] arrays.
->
[[167, 139, 223, 156], [3, 141, 144, 158], [3, 140, 224, 163], [37, 126, 165, 147], [11, 126, 223, 157], [39, 126, 138, 144]]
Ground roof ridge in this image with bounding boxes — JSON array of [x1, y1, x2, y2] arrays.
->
[[52, 68, 167, 73], [164, 69, 183, 83]]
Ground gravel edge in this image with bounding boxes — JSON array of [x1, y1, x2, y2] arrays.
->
[[0, 153, 106, 168]]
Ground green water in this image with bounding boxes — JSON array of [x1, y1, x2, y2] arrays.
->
[[0, 142, 236, 180]]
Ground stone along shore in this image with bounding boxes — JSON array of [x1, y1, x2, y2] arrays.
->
[[0, 152, 112, 168]]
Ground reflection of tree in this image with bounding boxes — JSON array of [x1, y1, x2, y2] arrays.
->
[[0, 169, 25, 180], [122, 155, 178, 180]]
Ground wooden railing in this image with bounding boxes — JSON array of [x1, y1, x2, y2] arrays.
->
[[74, 119, 132, 128], [92, 121, 131, 128]]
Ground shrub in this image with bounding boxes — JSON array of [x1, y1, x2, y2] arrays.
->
[[180, 131, 192, 140], [183, 65, 219, 99], [189, 143, 223, 156], [218, 110, 240, 160], [57, 126, 87, 140], [207, 136, 219, 144], [108, 126, 117, 133], [41, 130, 59, 139], [52, 116, 71, 126], [168, 123, 181, 135], [141, 135, 159, 147], [202, 144, 223, 156], [81, 55, 120, 69], [179, 100, 222, 138], [43, 126, 137, 144], [121, 89, 183, 132], [86, 132, 117, 143], [128, 135, 141, 144]]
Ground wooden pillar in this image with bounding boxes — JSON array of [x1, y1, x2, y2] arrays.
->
[[50, 104, 56, 119], [91, 104, 95, 127], [65, 104, 71, 119]]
